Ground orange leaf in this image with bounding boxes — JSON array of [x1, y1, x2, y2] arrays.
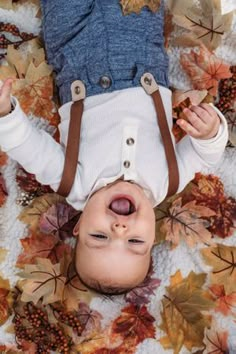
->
[[17, 231, 72, 267], [0, 152, 7, 166], [209, 284, 236, 316], [180, 45, 232, 96], [0, 276, 12, 325], [120, 0, 161, 15], [158, 197, 215, 247]]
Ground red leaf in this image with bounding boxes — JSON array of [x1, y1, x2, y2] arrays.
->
[[0, 173, 7, 207], [112, 305, 155, 345], [209, 284, 236, 316]]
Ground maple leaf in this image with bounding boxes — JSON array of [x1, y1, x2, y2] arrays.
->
[[120, 0, 161, 15], [201, 244, 236, 293], [16, 167, 53, 194], [180, 45, 232, 96], [157, 197, 215, 247], [164, 10, 174, 49], [185, 174, 236, 238], [0, 276, 12, 326], [19, 193, 64, 232], [19, 258, 66, 305], [112, 304, 155, 345], [61, 257, 92, 311], [172, 89, 208, 118], [159, 271, 214, 353], [16, 231, 72, 267], [0, 45, 59, 124], [209, 284, 236, 316], [125, 260, 160, 305], [77, 302, 103, 337], [168, 0, 233, 50], [0, 173, 8, 207], [203, 327, 229, 354], [39, 203, 81, 240], [0, 151, 7, 167]]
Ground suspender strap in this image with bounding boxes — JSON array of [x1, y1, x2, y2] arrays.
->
[[57, 81, 86, 197], [141, 73, 179, 197]]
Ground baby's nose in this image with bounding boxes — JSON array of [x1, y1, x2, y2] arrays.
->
[[112, 221, 127, 232]]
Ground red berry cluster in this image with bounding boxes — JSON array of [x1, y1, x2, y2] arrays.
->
[[13, 303, 73, 353], [216, 66, 236, 114], [53, 308, 84, 336], [0, 22, 36, 51]]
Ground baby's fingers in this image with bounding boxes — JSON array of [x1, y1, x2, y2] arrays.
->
[[0, 79, 13, 100], [176, 118, 201, 138]]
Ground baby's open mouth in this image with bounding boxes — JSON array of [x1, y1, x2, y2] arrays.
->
[[109, 197, 136, 216]]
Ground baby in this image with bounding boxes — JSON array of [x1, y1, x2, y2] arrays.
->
[[0, 0, 228, 295]]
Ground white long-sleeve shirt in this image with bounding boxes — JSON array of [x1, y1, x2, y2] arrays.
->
[[0, 86, 228, 210]]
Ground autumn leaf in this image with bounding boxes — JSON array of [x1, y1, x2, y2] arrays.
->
[[168, 0, 233, 50], [16, 167, 53, 195], [172, 89, 208, 118], [39, 203, 81, 240], [19, 193, 64, 232], [62, 258, 92, 311], [184, 173, 236, 238], [19, 258, 66, 305], [209, 284, 236, 316], [159, 271, 214, 353], [125, 261, 160, 305], [0, 151, 8, 166], [120, 0, 161, 15], [0, 173, 8, 207], [203, 327, 229, 354], [157, 197, 215, 247], [0, 45, 59, 124], [16, 231, 72, 267], [112, 304, 155, 345], [0, 276, 12, 325], [164, 10, 174, 48], [180, 45, 232, 96], [201, 244, 236, 293], [77, 302, 103, 337]]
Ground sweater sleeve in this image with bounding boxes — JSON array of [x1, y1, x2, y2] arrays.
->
[[175, 105, 229, 193], [0, 97, 65, 192]]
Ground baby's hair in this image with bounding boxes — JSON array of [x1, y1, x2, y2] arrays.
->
[[76, 271, 132, 296]]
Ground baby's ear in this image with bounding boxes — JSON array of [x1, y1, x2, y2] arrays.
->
[[73, 219, 80, 236]]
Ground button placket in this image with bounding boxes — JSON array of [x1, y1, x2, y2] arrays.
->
[[121, 126, 137, 177]]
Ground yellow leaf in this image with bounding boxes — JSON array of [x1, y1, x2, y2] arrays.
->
[[120, 0, 161, 15], [0, 248, 7, 263], [6, 46, 30, 79], [201, 244, 236, 293], [19, 193, 64, 231], [159, 271, 214, 353]]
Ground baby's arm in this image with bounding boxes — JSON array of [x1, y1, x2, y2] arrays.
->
[[0, 79, 65, 192], [175, 103, 228, 192]]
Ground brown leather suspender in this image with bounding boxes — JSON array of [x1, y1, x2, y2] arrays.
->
[[57, 81, 85, 197], [57, 73, 179, 199]]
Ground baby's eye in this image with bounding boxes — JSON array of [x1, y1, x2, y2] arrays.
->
[[128, 239, 144, 244], [89, 234, 108, 239]]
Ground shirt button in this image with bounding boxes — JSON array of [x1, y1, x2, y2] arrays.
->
[[99, 75, 112, 89], [123, 160, 131, 168], [126, 138, 135, 146]]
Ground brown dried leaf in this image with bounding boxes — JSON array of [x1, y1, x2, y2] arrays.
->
[[168, 0, 233, 50], [120, 0, 161, 15], [201, 244, 236, 293], [158, 197, 215, 247], [160, 271, 214, 353], [19, 193, 64, 231], [19, 258, 66, 305]]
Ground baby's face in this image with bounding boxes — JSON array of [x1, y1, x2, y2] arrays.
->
[[74, 181, 155, 292]]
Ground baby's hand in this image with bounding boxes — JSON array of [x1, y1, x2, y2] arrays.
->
[[176, 103, 220, 140], [0, 79, 13, 117]]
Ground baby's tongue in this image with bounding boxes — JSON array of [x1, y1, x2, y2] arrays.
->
[[110, 198, 130, 215]]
